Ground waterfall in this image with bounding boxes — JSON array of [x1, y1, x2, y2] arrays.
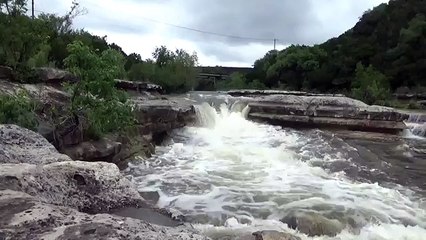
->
[[404, 113, 426, 138], [194, 101, 250, 128]]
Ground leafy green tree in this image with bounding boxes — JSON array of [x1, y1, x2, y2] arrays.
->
[[351, 62, 390, 105], [265, 45, 327, 90], [0, 0, 27, 16], [248, 50, 278, 88], [127, 46, 199, 93], [251, 0, 426, 93], [64, 41, 134, 138], [248, 79, 267, 90], [125, 53, 142, 71]]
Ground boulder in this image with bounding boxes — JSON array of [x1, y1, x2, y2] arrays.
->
[[63, 138, 122, 162], [115, 79, 163, 94], [62, 135, 155, 169], [36, 67, 79, 84], [0, 190, 208, 240], [0, 66, 13, 80], [0, 161, 144, 213], [132, 97, 196, 137], [0, 124, 71, 164], [246, 94, 408, 134], [281, 212, 345, 237], [252, 231, 301, 240]]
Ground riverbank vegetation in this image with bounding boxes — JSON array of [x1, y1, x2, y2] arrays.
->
[[0, 0, 425, 110], [0, 0, 199, 132], [0, 0, 199, 93], [243, 0, 426, 106]]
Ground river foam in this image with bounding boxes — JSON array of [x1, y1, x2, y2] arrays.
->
[[126, 100, 426, 239]]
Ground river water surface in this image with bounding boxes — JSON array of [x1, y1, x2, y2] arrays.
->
[[125, 93, 426, 239]]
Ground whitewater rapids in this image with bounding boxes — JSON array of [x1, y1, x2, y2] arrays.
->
[[125, 99, 426, 240]]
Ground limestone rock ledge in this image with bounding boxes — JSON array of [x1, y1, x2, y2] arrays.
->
[[0, 190, 208, 240], [0, 71, 196, 165], [229, 91, 408, 134], [0, 125, 207, 239], [0, 124, 71, 164]]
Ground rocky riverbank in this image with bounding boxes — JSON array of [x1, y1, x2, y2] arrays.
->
[[2, 68, 423, 239], [0, 124, 208, 239], [0, 67, 196, 168]]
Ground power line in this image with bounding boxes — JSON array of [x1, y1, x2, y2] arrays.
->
[[129, 16, 277, 42], [33, 8, 282, 47]]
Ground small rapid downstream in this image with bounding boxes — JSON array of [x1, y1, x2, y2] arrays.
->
[[125, 94, 426, 239]]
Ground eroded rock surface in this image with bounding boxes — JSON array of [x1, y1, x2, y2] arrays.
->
[[0, 124, 207, 239], [0, 190, 208, 240], [132, 97, 196, 137], [115, 79, 163, 94], [0, 124, 71, 164], [0, 161, 143, 213], [36, 67, 79, 84], [237, 92, 408, 134]]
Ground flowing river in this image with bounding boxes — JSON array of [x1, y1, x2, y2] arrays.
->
[[125, 93, 426, 240]]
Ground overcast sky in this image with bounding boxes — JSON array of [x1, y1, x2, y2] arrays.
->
[[34, 0, 388, 67]]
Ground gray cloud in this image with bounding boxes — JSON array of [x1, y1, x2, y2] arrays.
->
[[160, 0, 388, 62], [36, 0, 388, 65], [180, 0, 318, 45]]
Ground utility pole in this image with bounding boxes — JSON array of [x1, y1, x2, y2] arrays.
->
[[31, 0, 35, 19], [273, 38, 277, 50]]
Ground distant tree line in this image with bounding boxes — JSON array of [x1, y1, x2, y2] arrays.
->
[[0, 0, 198, 136], [241, 0, 426, 105], [1, 0, 425, 107], [0, 0, 199, 93]]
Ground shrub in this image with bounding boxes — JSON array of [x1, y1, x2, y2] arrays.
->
[[216, 73, 268, 90], [64, 41, 134, 139], [0, 91, 38, 130]]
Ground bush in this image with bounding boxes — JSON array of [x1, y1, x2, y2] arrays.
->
[[0, 91, 38, 130], [218, 72, 249, 90], [64, 41, 134, 139], [217, 73, 268, 90], [351, 62, 390, 105]]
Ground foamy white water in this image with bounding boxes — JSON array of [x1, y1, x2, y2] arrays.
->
[[404, 112, 426, 139], [126, 101, 426, 239]]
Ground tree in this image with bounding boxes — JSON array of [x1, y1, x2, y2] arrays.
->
[[351, 62, 390, 105], [265, 45, 327, 90], [0, 0, 27, 16], [64, 41, 133, 138], [125, 53, 142, 71]]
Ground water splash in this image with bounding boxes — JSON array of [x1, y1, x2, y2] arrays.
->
[[404, 113, 426, 139], [127, 102, 426, 240]]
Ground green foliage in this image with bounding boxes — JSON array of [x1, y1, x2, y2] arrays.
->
[[248, 79, 267, 90], [351, 63, 390, 105], [13, 64, 39, 83], [128, 61, 156, 81], [217, 72, 246, 90], [127, 46, 198, 93], [216, 72, 267, 90], [64, 41, 134, 138], [27, 44, 52, 68], [0, 91, 38, 130], [0, 14, 49, 67], [262, 45, 327, 90], [250, 0, 426, 93]]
